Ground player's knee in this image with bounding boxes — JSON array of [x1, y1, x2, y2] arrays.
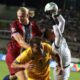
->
[[9, 75, 17, 80], [3, 75, 10, 80], [3, 75, 17, 80]]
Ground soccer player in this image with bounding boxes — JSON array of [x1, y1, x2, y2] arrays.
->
[[11, 37, 63, 80], [44, 2, 71, 80], [6, 7, 42, 80]]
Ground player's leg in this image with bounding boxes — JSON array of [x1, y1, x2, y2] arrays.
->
[[54, 66, 64, 80], [9, 75, 17, 80], [53, 67, 58, 80], [6, 53, 17, 80], [15, 70, 27, 80], [62, 66, 70, 80]]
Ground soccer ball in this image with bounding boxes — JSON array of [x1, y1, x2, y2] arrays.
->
[[44, 2, 58, 15]]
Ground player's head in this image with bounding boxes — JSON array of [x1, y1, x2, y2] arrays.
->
[[30, 37, 42, 48], [17, 7, 30, 25], [44, 2, 58, 16], [43, 28, 55, 42], [30, 37, 44, 55]]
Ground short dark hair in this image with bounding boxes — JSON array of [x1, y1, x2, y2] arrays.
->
[[43, 28, 51, 38], [30, 37, 42, 47]]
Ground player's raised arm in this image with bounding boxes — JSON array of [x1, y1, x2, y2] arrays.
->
[[56, 15, 65, 33], [44, 2, 65, 33], [52, 25, 62, 48]]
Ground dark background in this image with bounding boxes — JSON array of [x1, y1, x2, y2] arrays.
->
[[0, 0, 80, 10]]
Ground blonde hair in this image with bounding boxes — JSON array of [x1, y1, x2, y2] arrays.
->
[[17, 7, 30, 15]]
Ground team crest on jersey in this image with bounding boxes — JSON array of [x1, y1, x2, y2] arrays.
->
[[11, 27, 16, 32]]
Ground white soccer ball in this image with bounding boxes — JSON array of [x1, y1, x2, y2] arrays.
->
[[44, 2, 58, 15]]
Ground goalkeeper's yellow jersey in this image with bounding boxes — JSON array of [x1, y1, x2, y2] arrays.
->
[[16, 42, 53, 80]]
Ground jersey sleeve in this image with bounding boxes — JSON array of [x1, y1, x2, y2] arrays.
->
[[10, 21, 21, 38], [15, 48, 32, 63], [10, 21, 18, 38], [10, 21, 18, 34]]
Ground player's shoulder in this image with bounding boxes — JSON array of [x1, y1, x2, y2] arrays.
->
[[22, 47, 32, 55], [10, 20, 19, 27], [25, 47, 32, 52], [10, 19, 18, 24], [30, 20, 36, 24], [42, 42, 52, 49], [30, 20, 38, 27]]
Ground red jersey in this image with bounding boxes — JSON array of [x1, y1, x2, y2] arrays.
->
[[8, 20, 42, 52], [6, 19, 42, 75]]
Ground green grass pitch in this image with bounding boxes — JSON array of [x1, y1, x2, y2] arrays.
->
[[0, 61, 80, 80]]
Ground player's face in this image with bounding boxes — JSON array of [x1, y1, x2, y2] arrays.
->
[[48, 31, 55, 41], [32, 43, 42, 54], [17, 10, 29, 25], [46, 29, 55, 41]]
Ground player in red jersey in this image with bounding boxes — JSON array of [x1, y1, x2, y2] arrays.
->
[[6, 7, 42, 80]]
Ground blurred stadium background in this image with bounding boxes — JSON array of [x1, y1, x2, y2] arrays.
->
[[0, 0, 80, 80]]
